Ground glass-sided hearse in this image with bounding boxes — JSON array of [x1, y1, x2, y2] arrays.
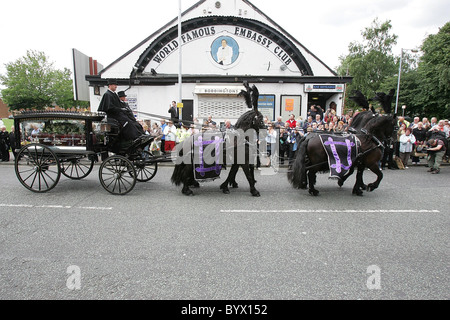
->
[[12, 111, 159, 195]]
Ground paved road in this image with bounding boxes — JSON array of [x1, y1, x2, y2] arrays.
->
[[0, 162, 448, 301]]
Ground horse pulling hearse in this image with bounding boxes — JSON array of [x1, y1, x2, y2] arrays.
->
[[11, 110, 165, 195]]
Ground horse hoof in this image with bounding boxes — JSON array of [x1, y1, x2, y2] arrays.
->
[[220, 184, 230, 193], [309, 190, 319, 196], [352, 190, 363, 196], [229, 182, 238, 188], [251, 191, 261, 197], [338, 180, 344, 187], [367, 184, 376, 192], [182, 189, 194, 196]]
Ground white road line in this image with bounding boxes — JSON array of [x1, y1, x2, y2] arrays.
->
[[220, 209, 441, 213], [37, 205, 72, 209], [0, 204, 33, 208], [0, 204, 112, 211]]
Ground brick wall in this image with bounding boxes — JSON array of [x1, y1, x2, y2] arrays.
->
[[0, 99, 11, 118]]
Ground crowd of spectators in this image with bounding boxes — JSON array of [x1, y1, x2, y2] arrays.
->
[[266, 106, 357, 165], [134, 106, 449, 173], [137, 116, 221, 155], [396, 116, 449, 173], [1, 104, 448, 173]]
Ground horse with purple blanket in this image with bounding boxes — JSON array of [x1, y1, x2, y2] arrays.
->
[[288, 89, 397, 196], [171, 83, 266, 196]]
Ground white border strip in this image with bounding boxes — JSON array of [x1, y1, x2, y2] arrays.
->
[[220, 209, 440, 213], [0, 204, 112, 211]]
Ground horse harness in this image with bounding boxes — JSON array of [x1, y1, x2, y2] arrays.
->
[[354, 128, 385, 161]]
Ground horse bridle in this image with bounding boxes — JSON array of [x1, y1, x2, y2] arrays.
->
[[360, 128, 384, 149], [354, 128, 385, 161]]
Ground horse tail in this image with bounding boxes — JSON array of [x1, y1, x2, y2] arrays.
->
[[171, 163, 186, 186], [288, 135, 308, 189], [171, 138, 194, 186]]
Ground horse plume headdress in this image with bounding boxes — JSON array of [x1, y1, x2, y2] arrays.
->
[[349, 90, 375, 113], [372, 89, 395, 115], [238, 82, 259, 111]]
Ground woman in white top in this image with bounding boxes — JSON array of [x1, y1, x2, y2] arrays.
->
[[399, 127, 416, 168]]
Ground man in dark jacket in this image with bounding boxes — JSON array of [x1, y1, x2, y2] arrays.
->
[[168, 100, 180, 127], [426, 138, 446, 174], [0, 125, 10, 162], [9, 125, 17, 160], [117, 91, 144, 136], [98, 79, 143, 141]]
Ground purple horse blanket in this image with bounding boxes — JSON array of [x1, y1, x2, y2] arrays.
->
[[193, 133, 224, 182], [319, 134, 360, 179]]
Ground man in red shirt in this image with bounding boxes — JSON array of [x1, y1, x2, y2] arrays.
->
[[285, 114, 297, 129]]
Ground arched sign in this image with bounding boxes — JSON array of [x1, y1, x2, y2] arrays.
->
[[132, 16, 313, 77]]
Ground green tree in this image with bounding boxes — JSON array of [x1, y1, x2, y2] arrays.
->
[[52, 67, 79, 109], [386, 22, 450, 119], [0, 50, 83, 110], [337, 18, 398, 110], [416, 21, 450, 119], [377, 51, 420, 116]]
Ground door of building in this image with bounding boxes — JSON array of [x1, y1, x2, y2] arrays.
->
[[181, 100, 193, 124]]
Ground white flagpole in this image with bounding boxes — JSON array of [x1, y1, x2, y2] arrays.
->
[[178, 0, 183, 120]]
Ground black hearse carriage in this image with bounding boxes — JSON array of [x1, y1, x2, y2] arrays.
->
[[12, 111, 160, 195]]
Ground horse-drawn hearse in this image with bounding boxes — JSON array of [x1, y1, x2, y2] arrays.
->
[[10, 82, 266, 197], [12, 110, 164, 195], [11, 83, 398, 198]]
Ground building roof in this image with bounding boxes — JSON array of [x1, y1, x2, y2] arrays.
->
[[93, 0, 341, 84]]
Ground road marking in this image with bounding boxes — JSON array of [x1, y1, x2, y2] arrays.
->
[[0, 204, 33, 208], [0, 204, 113, 211], [78, 206, 113, 211], [220, 209, 440, 213]]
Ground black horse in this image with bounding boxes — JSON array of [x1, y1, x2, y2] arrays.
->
[[336, 88, 397, 188], [288, 90, 397, 196], [171, 83, 265, 196], [338, 113, 397, 192]]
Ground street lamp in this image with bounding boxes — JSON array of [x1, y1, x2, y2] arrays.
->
[[402, 104, 406, 117], [394, 48, 419, 115]]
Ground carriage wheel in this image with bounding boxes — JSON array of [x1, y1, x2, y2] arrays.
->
[[99, 155, 136, 195], [15, 143, 61, 193], [132, 151, 158, 182], [61, 156, 95, 180]]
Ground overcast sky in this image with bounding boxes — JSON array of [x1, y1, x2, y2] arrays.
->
[[0, 0, 448, 78]]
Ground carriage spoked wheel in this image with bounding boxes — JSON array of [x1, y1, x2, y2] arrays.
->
[[99, 155, 137, 195], [131, 151, 158, 182], [60, 156, 95, 180], [14, 143, 61, 193]]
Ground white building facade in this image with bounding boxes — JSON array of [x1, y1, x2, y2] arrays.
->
[[86, 0, 351, 125]]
